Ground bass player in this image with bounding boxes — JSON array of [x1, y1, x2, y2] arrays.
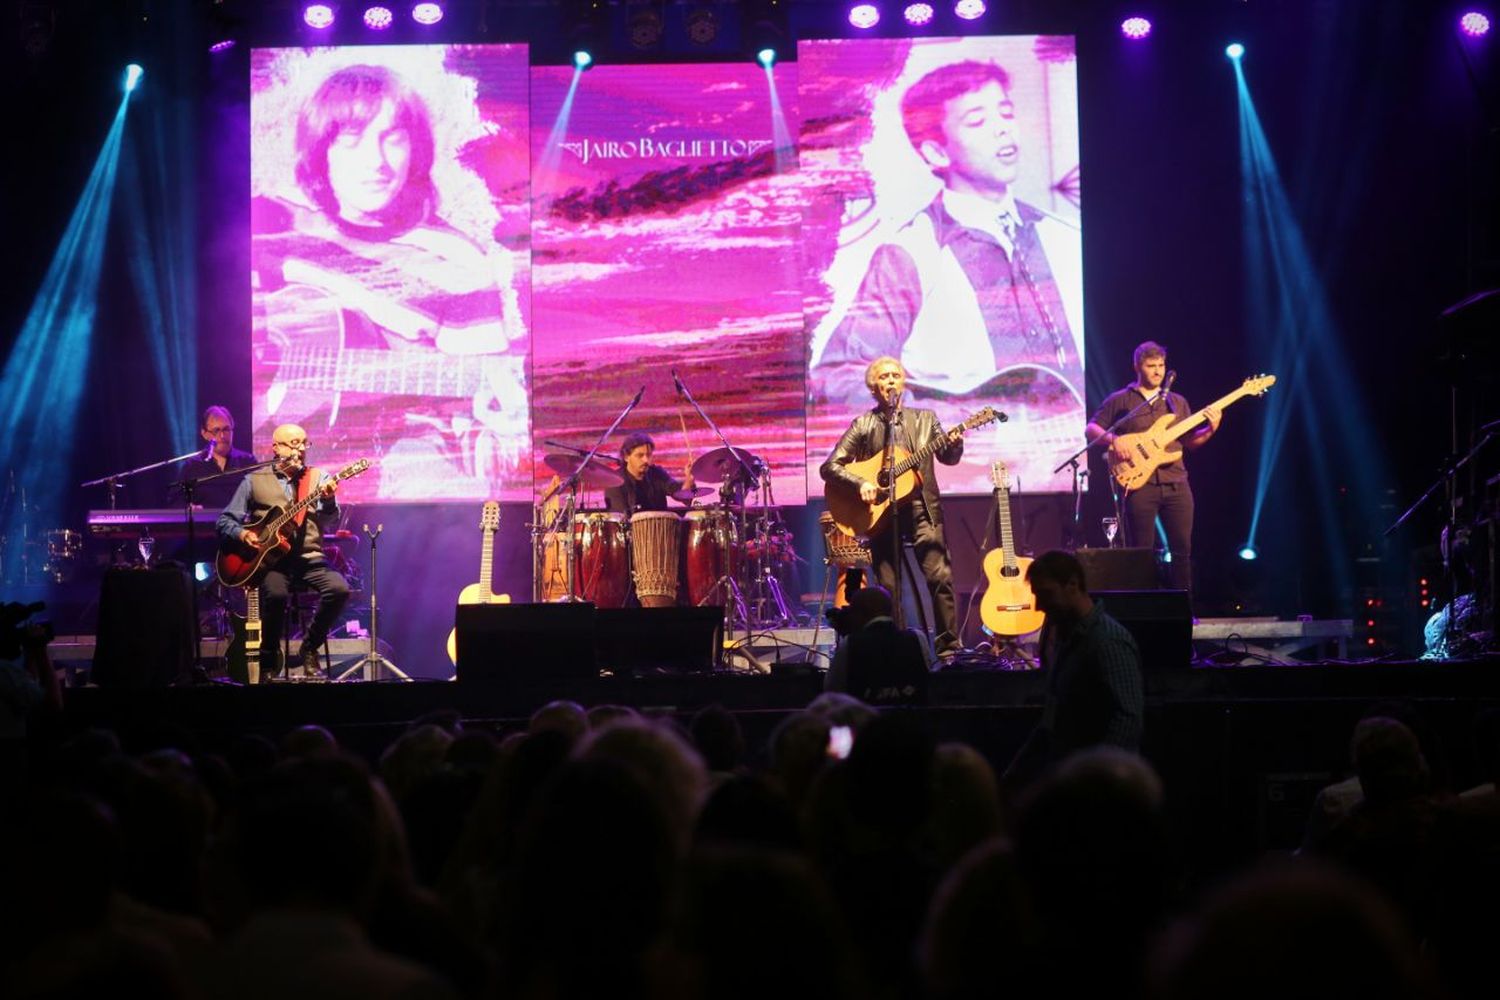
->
[[217, 423, 350, 681], [819, 356, 965, 657], [1085, 341, 1220, 595]]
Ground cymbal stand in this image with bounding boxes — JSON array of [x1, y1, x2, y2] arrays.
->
[[742, 464, 797, 627], [337, 524, 408, 681]]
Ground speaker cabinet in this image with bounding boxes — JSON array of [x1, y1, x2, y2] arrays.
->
[[597, 606, 724, 674], [455, 602, 598, 683], [1076, 547, 1160, 590], [1090, 589, 1192, 673], [92, 567, 195, 688]]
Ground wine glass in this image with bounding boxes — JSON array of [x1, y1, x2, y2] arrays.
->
[[137, 533, 155, 567], [1101, 517, 1119, 547]]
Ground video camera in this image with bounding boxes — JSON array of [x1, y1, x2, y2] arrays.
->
[[1, 600, 53, 658]]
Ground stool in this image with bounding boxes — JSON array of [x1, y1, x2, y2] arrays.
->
[[282, 581, 333, 682]]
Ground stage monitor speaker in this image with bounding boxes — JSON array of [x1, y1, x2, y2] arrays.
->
[[92, 567, 195, 688], [596, 606, 724, 674], [1076, 547, 1160, 590], [1091, 589, 1192, 673], [455, 602, 598, 683]]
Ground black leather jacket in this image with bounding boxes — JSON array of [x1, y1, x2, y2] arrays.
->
[[818, 407, 963, 526]]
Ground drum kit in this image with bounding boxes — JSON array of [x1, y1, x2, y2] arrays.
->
[[533, 448, 807, 630]]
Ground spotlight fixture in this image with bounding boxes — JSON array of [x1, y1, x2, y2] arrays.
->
[[574, 49, 594, 70], [302, 3, 336, 29], [208, 39, 237, 53], [848, 3, 880, 29], [411, 2, 444, 25], [1225, 42, 1245, 59], [364, 5, 394, 29], [1238, 546, 1258, 561], [1120, 16, 1152, 40], [903, 2, 934, 26], [953, 0, 986, 20], [1460, 11, 1491, 36], [629, 4, 664, 49], [124, 63, 143, 93], [686, 6, 718, 45], [757, 47, 776, 68]]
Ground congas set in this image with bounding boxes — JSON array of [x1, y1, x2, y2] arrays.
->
[[630, 510, 681, 607], [683, 508, 739, 607], [574, 512, 629, 608]]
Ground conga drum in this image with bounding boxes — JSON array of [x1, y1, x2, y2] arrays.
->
[[630, 510, 681, 607], [573, 512, 629, 607], [820, 510, 870, 608], [683, 508, 740, 607]]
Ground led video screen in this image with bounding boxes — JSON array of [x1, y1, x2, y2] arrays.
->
[[529, 61, 805, 506], [250, 45, 532, 502], [801, 36, 1084, 496]]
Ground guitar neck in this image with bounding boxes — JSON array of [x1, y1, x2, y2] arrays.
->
[[995, 485, 1018, 571], [477, 527, 495, 601], [1159, 385, 1255, 444], [894, 425, 959, 478], [279, 346, 488, 397]]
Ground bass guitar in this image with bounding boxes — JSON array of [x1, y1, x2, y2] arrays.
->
[[1109, 374, 1276, 492], [447, 500, 511, 664], [979, 462, 1045, 637], [824, 406, 1002, 538], [216, 458, 372, 588]]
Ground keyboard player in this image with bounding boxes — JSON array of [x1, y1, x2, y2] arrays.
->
[[176, 405, 258, 508]]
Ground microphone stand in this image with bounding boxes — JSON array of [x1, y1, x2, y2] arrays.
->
[[883, 394, 904, 629], [548, 389, 644, 601], [1056, 386, 1167, 548]]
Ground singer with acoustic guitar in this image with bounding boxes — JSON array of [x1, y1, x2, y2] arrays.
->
[[820, 356, 967, 657], [216, 423, 351, 681], [1085, 341, 1220, 595]]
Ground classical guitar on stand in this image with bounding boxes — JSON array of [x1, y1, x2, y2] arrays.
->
[[447, 500, 511, 664], [979, 462, 1046, 638], [825, 406, 1003, 538], [1108, 374, 1276, 492], [216, 458, 373, 587]]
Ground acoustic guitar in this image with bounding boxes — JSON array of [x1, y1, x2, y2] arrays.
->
[[446, 500, 511, 664], [216, 458, 372, 588], [979, 462, 1046, 637], [824, 406, 1002, 538], [1109, 374, 1276, 492]]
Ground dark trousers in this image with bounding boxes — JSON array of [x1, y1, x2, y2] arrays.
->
[[1123, 480, 1194, 594], [871, 503, 959, 653], [259, 559, 350, 668]]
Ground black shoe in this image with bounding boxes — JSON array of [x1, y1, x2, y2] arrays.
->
[[298, 645, 325, 682], [257, 653, 283, 684]]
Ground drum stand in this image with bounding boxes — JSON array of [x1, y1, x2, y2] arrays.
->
[[337, 524, 409, 682]]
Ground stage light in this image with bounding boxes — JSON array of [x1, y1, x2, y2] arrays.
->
[[303, 3, 335, 28], [848, 4, 880, 29], [208, 39, 236, 53], [1121, 16, 1152, 40], [364, 5, 394, 29], [903, 2, 935, 26], [954, 0, 986, 20], [1225, 42, 1245, 60], [574, 49, 594, 70], [757, 47, 776, 68], [1238, 546, 1258, 561], [124, 64, 143, 93], [1460, 11, 1491, 36], [411, 2, 444, 25]]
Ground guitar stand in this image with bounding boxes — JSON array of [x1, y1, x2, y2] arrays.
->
[[337, 524, 410, 682]]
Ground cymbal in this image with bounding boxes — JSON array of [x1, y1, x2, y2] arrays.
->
[[692, 447, 762, 483], [671, 486, 714, 503], [544, 452, 621, 488]]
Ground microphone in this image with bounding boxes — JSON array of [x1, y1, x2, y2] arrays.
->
[[632, 385, 646, 406], [203, 442, 215, 462], [672, 369, 686, 398], [1161, 370, 1177, 412]]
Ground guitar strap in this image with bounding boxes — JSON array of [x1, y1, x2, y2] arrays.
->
[[293, 467, 317, 527]]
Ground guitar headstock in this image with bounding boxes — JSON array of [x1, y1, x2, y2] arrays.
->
[[338, 458, 372, 480], [964, 406, 1005, 432], [480, 500, 500, 531], [990, 461, 1011, 491], [1243, 374, 1277, 396]]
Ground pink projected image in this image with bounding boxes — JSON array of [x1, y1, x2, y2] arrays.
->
[[801, 36, 1084, 496], [529, 62, 806, 507], [250, 45, 531, 502]]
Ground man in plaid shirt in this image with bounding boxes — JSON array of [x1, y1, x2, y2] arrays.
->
[[1007, 550, 1144, 785]]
